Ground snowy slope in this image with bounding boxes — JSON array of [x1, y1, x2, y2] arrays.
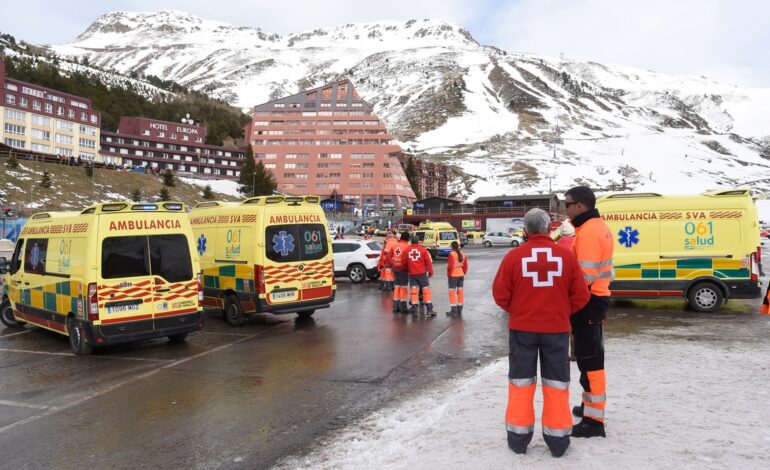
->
[[47, 10, 770, 198]]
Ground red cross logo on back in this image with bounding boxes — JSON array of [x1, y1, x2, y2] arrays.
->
[[408, 249, 421, 262], [394, 247, 402, 257], [521, 248, 563, 287]]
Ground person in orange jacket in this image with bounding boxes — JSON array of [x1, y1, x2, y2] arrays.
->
[[446, 241, 468, 316], [493, 208, 590, 457], [378, 233, 398, 291], [401, 235, 436, 316], [760, 282, 770, 314], [564, 185, 614, 438], [390, 232, 411, 313]]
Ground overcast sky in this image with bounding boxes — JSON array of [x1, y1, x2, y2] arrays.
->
[[1, 0, 768, 87]]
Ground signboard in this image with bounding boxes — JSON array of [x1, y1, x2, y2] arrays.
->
[[461, 219, 481, 229]]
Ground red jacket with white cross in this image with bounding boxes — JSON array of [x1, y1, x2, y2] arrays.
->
[[401, 243, 434, 277], [492, 234, 590, 333]]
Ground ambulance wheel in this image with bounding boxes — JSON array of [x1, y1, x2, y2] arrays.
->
[[484, 241, 492, 247], [347, 264, 366, 283], [224, 295, 246, 327], [297, 310, 315, 319], [67, 316, 93, 355], [687, 282, 723, 313], [168, 333, 188, 343], [511, 240, 520, 247], [1, 300, 23, 328]]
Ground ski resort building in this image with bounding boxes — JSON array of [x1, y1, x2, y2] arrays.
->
[[245, 80, 416, 211]]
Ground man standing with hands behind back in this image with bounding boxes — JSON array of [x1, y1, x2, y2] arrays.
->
[[564, 186, 614, 438]]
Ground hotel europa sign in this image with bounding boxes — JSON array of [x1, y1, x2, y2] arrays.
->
[[148, 121, 201, 136]]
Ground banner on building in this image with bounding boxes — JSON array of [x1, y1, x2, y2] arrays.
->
[[461, 219, 481, 229]]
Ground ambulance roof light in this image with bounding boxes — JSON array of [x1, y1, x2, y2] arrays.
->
[[162, 203, 184, 211], [285, 196, 303, 206], [195, 201, 223, 208], [102, 203, 128, 212], [131, 204, 158, 211], [31, 213, 51, 219], [704, 189, 750, 197]]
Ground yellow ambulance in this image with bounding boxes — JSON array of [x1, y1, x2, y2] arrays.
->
[[414, 222, 459, 259], [189, 195, 335, 326], [0, 202, 203, 355], [597, 189, 762, 312]]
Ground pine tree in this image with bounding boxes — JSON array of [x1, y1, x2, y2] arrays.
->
[[202, 184, 215, 200], [238, 146, 256, 196], [162, 170, 176, 187], [252, 160, 277, 197], [404, 157, 422, 199], [6, 153, 19, 169], [39, 170, 53, 188], [158, 187, 171, 201], [131, 188, 142, 202]]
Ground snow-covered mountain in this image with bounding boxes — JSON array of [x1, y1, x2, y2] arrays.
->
[[49, 10, 770, 197]]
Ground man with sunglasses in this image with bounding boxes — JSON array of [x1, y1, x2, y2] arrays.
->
[[564, 186, 614, 438]]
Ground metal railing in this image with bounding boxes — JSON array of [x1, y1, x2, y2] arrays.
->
[[409, 204, 553, 215]]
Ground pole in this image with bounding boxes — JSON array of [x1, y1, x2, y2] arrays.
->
[[252, 172, 256, 198]]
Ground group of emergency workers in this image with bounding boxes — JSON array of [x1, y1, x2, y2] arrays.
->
[[376, 231, 468, 317]]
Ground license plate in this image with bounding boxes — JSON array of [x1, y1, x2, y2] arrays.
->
[[106, 303, 141, 314], [270, 290, 297, 301]]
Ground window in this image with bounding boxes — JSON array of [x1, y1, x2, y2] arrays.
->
[[5, 94, 16, 105], [4, 138, 25, 148], [90, 114, 98, 124], [56, 120, 73, 132], [265, 224, 328, 263], [10, 239, 24, 275], [44, 103, 53, 114], [79, 138, 96, 149], [56, 147, 74, 157], [31, 129, 51, 140], [319, 153, 342, 159], [80, 125, 97, 136], [33, 100, 41, 111], [56, 134, 74, 144], [31, 143, 50, 152], [24, 238, 49, 274], [32, 115, 51, 126], [6, 83, 18, 92], [68, 109, 75, 118], [21, 86, 44, 98], [158, 132, 165, 138], [19, 97, 28, 107], [351, 153, 375, 159], [332, 243, 359, 254], [142, 130, 151, 136], [274, 103, 285, 108], [57, 106, 65, 116], [4, 123, 25, 135], [5, 108, 25, 121], [170, 133, 177, 140]]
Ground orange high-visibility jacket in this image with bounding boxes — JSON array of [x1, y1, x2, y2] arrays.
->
[[378, 237, 399, 269], [447, 251, 468, 277], [573, 217, 614, 296], [390, 240, 409, 271]]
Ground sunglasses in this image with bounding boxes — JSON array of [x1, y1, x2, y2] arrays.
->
[[565, 201, 580, 207]]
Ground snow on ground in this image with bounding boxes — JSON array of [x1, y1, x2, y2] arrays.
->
[[178, 177, 242, 198], [274, 329, 770, 469]]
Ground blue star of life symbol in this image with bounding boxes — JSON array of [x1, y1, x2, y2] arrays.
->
[[618, 226, 640, 248], [197, 234, 207, 255], [272, 231, 295, 256]]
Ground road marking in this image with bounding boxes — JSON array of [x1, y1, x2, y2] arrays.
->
[[198, 331, 253, 337], [0, 399, 50, 410], [0, 326, 280, 435], [0, 330, 34, 339], [0, 348, 170, 363]]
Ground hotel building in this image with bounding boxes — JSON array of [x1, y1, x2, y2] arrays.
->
[[1, 57, 101, 161], [100, 117, 245, 178], [245, 80, 416, 210]]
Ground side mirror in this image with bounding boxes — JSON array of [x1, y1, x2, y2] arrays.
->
[[0, 257, 7, 275]]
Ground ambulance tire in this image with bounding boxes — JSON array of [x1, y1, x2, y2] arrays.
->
[[297, 310, 315, 319], [1, 300, 23, 328], [224, 295, 246, 327], [687, 282, 724, 313], [347, 264, 366, 283], [67, 316, 93, 355]]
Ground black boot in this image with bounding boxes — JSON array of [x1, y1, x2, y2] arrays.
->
[[572, 404, 583, 418], [392, 302, 400, 314], [456, 305, 463, 315], [425, 303, 437, 317], [445, 306, 457, 316], [571, 418, 606, 438]]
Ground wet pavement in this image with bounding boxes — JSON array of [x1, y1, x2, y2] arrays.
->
[[0, 242, 768, 469]]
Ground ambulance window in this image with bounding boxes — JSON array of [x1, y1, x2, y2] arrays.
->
[[149, 235, 193, 282], [415, 232, 426, 241], [10, 239, 24, 275], [298, 224, 328, 261], [102, 236, 150, 279], [440, 231, 457, 240], [265, 224, 328, 262], [24, 238, 48, 274]]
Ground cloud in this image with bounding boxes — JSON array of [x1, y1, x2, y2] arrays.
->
[[482, 0, 770, 87]]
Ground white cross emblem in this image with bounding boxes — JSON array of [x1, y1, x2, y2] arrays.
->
[[522, 247, 563, 287], [408, 248, 421, 262]]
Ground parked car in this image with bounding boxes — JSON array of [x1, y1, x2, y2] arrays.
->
[[458, 232, 468, 247], [482, 231, 524, 247], [332, 239, 382, 283]]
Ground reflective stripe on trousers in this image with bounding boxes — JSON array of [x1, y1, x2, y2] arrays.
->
[[582, 369, 606, 422]]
